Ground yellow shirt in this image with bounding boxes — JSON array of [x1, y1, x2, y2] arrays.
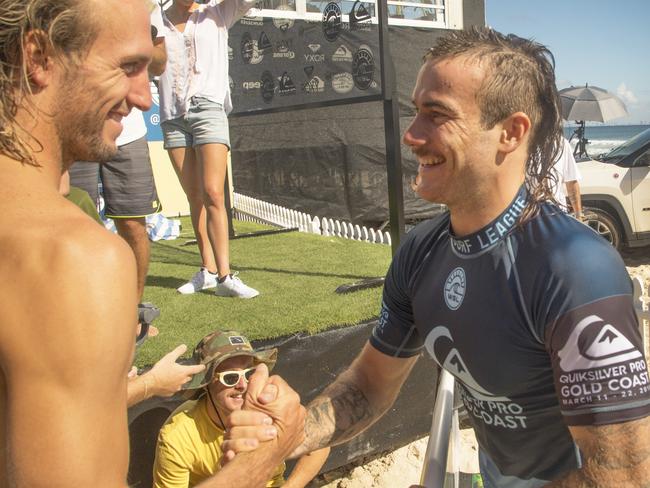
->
[[152, 396, 286, 488]]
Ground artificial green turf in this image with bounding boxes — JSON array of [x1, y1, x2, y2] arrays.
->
[[136, 217, 392, 367]]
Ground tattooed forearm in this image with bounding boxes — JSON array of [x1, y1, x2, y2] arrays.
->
[[289, 344, 417, 459], [546, 418, 650, 487], [296, 380, 375, 455]]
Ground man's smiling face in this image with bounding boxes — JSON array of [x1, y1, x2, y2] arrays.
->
[[54, 0, 153, 163], [403, 56, 503, 210], [208, 356, 255, 415]]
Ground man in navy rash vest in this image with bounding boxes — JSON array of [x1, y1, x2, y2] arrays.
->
[[224, 27, 650, 486]]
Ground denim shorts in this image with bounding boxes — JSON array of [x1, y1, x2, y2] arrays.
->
[[161, 96, 230, 149]]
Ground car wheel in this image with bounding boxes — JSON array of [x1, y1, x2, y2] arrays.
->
[[583, 207, 622, 250]]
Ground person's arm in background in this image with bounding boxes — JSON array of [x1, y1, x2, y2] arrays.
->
[[127, 344, 205, 407], [283, 447, 331, 488], [561, 137, 583, 220], [149, 37, 167, 76], [148, 1, 167, 76], [565, 180, 582, 220], [216, 0, 258, 29]]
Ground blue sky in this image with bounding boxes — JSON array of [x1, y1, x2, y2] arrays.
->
[[485, 0, 650, 124]]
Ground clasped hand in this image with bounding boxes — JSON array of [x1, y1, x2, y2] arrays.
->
[[221, 364, 305, 462]]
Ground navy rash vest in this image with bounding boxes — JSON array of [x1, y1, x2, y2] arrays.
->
[[371, 187, 650, 481]]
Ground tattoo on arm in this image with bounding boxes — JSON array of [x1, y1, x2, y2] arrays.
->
[[301, 380, 374, 453], [565, 182, 582, 215], [546, 419, 650, 487]]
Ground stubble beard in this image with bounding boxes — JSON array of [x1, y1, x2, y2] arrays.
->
[[55, 69, 119, 164], [56, 105, 118, 164]]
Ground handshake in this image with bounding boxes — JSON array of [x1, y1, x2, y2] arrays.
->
[[221, 364, 306, 464]]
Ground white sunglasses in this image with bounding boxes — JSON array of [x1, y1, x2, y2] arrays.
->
[[214, 367, 256, 387]]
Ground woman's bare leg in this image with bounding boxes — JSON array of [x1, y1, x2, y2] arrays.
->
[[196, 143, 259, 298], [167, 146, 217, 273], [195, 142, 230, 277]]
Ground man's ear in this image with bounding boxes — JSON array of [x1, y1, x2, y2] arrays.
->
[[23, 30, 55, 89], [497, 112, 531, 154]]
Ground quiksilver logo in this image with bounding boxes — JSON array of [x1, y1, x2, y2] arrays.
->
[[425, 327, 509, 402], [332, 44, 352, 62], [558, 315, 642, 372], [258, 32, 272, 51], [350, 0, 372, 24], [278, 72, 296, 95]]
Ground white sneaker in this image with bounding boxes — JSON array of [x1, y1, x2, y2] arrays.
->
[[215, 273, 260, 299], [177, 268, 218, 294]]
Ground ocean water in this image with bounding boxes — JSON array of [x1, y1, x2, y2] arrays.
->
[[563, 124, 650, 157]]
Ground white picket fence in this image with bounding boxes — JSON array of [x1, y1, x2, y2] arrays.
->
[[233, 192, 392, 246]]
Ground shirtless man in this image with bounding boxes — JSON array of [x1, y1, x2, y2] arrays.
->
[[0, 0, 303, 486]]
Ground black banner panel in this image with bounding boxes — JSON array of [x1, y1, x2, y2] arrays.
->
[[229, 2, 382, 115]]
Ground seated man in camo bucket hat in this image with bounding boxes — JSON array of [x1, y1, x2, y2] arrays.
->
[[152, 330, 329, 488]]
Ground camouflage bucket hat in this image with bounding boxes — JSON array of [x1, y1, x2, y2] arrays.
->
[[182, 330, 278, 392]]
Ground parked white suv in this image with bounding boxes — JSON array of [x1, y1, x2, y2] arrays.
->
[[579, 128, 650, 250]]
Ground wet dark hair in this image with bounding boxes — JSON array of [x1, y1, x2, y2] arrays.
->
[[424, 26, 563, 222]]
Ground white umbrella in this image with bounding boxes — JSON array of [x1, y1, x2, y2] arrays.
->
[[558, 85, 628, 158], [559, 84, 628, 123]]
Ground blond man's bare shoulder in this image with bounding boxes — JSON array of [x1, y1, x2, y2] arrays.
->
[[0, 194, 138, 369], [0, 194, 134, 277]]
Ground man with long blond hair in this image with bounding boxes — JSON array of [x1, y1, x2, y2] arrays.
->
[[0, 1, 303, 485]]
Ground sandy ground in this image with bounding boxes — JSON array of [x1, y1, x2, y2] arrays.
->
[[311, 248, 650, 488], [312, 430, 479, 488]]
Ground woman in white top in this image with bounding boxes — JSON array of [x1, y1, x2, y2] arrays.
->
[[160, 0, 259, 298]]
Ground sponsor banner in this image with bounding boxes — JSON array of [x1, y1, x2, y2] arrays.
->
[[229, 7, 381, 114]]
